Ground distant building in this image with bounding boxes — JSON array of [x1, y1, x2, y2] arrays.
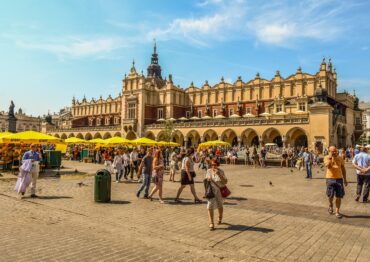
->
[[359, 101, 370, 143], [46, 43, 363, 149], [0, 107, 41, 132]]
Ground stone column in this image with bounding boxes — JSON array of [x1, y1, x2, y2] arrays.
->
[[237, 136, 242, 148], [184, 137, 188, 148]]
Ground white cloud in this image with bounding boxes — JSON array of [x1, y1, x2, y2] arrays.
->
[[14, 36, 129, 59], [148, 0, 246, 47], [149, 0, 354, 48]]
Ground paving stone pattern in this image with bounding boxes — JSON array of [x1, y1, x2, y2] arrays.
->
[[0, 161, 369, 261]]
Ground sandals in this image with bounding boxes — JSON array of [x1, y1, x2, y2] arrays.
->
[[217, 218, 222, 225], [209, 223, 215, 231], [335, 213, 343, 219], [194, 199, 202, 204], [328, 206, 334, 215]]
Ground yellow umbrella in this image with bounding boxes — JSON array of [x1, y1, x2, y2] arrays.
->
[[1, 131, 62, 144], [198, 140, 230, 149], [130, 137, 159, 146], [103, 136, 130, 146], [0, 132, 12, 138], [157, 141, 180, 147], [64, 137, 89, 144], [89, 138, 105, 144]]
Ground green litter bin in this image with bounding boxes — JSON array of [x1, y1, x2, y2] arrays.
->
[[94, 169, 111, 202]]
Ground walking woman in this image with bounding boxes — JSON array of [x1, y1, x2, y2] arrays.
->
[[149, 149, 165, 203], [113, 149, 124, 183], [169, 149, 178, 182], [175, 148, 202, 203], [123, 150, 131, 180], [205, 159, 228, 230], [252, 147, 259, 168]]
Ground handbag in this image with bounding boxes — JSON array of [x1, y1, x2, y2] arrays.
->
[[203, 179, 215, 199], [211, 177, 231, 198], [219, 185, 231, 198]]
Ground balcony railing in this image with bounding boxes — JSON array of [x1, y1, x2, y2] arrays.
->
[[48, 125, 121, 133], [145, 116, 309, 129]]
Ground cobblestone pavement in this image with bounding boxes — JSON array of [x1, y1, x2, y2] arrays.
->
[[0, 161, 369, 261]]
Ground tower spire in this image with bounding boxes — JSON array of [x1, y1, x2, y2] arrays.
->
[[153, 38, 157, 54], [147, 39, 162, 79]]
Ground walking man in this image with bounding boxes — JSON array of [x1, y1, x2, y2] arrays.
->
[[302, 148, 313, 178], [22, 144, 42, 198], [136, 147, 153, 199], [324, 146, 348, 218], [352, 146, 370, 203]]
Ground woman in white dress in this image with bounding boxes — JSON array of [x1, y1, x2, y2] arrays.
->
[[205, 159, 228, 230], [113, 149, 124, 183]]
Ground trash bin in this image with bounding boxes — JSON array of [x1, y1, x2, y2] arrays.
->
[[94, 169, 111, 202]]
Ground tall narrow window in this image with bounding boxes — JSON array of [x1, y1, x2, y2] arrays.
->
[[276, 104, 283, 112], [185, 111, 190, 118], [228, 108, 234, 116], [128, 103, 136, 119], [198, 110, 202, 118], [157, 108, 164, 119], [245, 107, 251, 114], [299, 102, 306, 111], [213, 109, 218, 117]]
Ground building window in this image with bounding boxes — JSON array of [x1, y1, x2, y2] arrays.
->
[[97, 118, 101, 126], [114, 117, 119, 125], [198, 110, 202, 118], [105, 118, 110, 125], [185, 111, 190, 118], [213, 109, 218, 117], [276, 104, 283, 113], [128, 103, 136, 119], [89, 118, 93, 126], [157, 108, 164, 119], [356, 117, 361, 125], [299, 102, 306, 111], [228, 108, 234, 116], [245, 107, 251, 114]]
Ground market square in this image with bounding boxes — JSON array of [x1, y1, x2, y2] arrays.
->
[[1, 0, 370, 261]]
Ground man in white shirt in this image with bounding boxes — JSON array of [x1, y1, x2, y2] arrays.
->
[[352, 147, 370, 202]]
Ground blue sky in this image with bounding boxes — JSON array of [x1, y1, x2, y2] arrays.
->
[[1, 0, 370, 116]]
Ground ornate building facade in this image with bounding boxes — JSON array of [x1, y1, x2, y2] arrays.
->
[[46, 44, 363, 150], [359, 101, 370, 144], [0, 105, 42, 133]]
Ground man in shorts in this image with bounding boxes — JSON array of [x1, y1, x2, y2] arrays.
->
[[324, 146, 348, 218]]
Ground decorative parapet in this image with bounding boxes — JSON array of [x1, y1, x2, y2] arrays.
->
[[145, 116, 309, 129], [48, 125, 121, 133]]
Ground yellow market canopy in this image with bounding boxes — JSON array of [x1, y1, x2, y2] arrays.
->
[[64, 137, 89, 144], [198, 140, 231, 148], [89, 138, 105, 144], [0, 132, 12, 138], [130, 137, 158, 146], [1, 131, 62, 144], [103, 136, 130, 146], [157, 141, 181, 147]]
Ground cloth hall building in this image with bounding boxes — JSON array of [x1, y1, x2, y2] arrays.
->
[[45, 44, 363, 150]]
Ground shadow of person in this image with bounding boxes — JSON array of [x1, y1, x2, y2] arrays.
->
[[33, 196, 73, 200], [342, 214, 370, 219], [227, 196, 248, 201], [221, 223, 274, 233]]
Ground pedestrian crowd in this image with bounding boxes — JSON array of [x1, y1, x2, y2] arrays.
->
[[12, 141, 369, 230]]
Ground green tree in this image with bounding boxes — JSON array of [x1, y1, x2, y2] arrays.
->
[[161, 120, 174, 142]]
